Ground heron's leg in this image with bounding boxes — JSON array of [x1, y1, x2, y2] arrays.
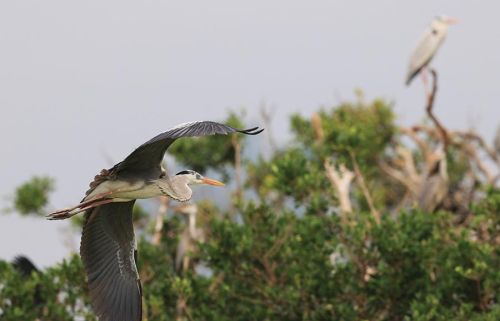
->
[[421, 67, 431, 100], [47, 191, 117, 216], [46, 198, 114, 220]]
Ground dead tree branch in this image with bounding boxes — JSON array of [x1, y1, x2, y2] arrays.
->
[[152, 196, 169, 246], [324, 160, 354, 216], [349, 151, 381, 225], [426, 69, 449, 151], [311, 113, 354, 220]]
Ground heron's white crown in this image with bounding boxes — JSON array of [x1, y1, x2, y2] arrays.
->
[[176, 170, 204, 185]]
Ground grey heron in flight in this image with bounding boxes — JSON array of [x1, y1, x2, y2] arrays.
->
[[47, 121, 263, 321], [406, 15, 458, 86]]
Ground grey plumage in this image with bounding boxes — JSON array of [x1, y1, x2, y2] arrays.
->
[[494, 126, 500, 157], [81, 201, 141, 321], [115, 121, 263, 180], [417, 152, 449, 212], [406, 15, 457, 85], [48, 120, 263, 321]]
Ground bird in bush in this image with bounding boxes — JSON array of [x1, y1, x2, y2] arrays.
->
[[175, 204, 205, 272], [47, 121, 263, 321], [417, 150, 449, 212]]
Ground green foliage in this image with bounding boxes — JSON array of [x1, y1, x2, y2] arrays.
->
[[2, 199, 498, 320], [2, 103, 499, 321], [0, 255, 95, 321], [291, 99, 395, 167], [13, 176, 54, 216]]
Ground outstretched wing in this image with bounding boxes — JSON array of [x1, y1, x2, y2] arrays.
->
[[114, 121, 263, 178], [80, 201, 142, 321]]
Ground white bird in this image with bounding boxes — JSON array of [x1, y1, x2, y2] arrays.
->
[[406, 15, 458, 86]]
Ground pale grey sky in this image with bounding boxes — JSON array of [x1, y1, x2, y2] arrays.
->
[[1, 1, 499, 266]]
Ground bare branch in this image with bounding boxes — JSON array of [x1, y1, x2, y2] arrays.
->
[[399, 126, 431, 163], [311, 112, 354, 219], [350, 151, 381, 225], [232, 135, 243, 202], [426, 69, 450, 151], [152, 196, 169, 246], [311, 113, 324, 141], [260, 104, 278, 153], [324, 159, 354, 217]]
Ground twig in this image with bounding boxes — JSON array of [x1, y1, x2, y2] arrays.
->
[[311, 113, 324, 141], [349, 151, 380, 225], [260, 104, 278, 153], [426, 69, 449, 151], [399, 126, 431, 163], [378, 160, 416, 193], [311, 112, 354, 219], [231, 135, 243, 202], [264, 224, 293, 259], [152, 196, 169, 246], [324, 160, 354, 217]]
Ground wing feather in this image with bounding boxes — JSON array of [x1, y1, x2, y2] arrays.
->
[[81, 201, 142, 321], [115, 120, 263, 177]]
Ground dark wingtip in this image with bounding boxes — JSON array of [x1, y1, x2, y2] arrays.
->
[[238, 127, 264, 135]]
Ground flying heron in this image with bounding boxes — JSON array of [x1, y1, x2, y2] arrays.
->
[[47, 121, 263, 321], [406, 15, 458, 86]]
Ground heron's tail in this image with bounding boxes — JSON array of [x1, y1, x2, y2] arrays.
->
[[47, 197, 114, 220]]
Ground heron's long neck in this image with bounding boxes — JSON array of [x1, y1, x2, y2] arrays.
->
[[156, 176, 192, 202]]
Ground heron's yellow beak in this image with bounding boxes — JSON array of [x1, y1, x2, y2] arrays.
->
[[446, 17, 459, 24], [201, 177, 225, 186]]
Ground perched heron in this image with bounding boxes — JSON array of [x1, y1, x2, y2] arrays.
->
[[406, 15, 458, 86], [417, 150, 449, 212], [47, 121, 263, 321], [174, 204, 205, 272]]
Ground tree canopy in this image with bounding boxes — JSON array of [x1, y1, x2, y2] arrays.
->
[[1, 91, 499, 320]]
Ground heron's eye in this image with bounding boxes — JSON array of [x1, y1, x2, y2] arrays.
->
[[196, 174, 201, 180], [432, 29, 438, 35]]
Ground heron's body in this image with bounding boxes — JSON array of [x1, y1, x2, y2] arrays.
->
[[84, 175, 192, 203], [406, 15, 457, 85], [417, 151, 448, 212], [48, 121, 263, 321]]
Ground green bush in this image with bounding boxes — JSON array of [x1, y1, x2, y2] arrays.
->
[[2, 103, 498, 320]]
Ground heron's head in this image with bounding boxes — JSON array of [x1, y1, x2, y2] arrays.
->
[[175, 170, 225, 187], [435, 15, 459, 26]]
